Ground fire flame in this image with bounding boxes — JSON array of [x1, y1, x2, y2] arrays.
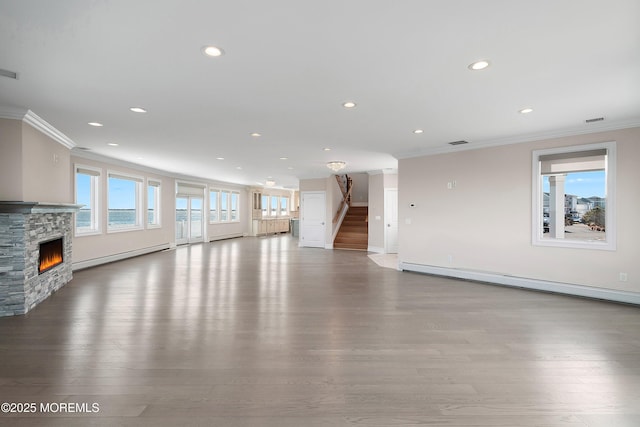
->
[[39, 252, 63, 273]]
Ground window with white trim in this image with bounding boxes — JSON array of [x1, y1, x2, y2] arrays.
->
[[210, 189, 240, 222], [270, 196, 278, 217], [107, 171, 143, 232], [75, 165, 101, 235], [261, 195, 268, 217], [230, 192, 239, 221], [209, 190, 219, 222], [280, 196, 289, 216], [147, 180, 161, 227], [532, 141, 616, 250]]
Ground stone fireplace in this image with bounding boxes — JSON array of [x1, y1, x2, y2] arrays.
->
[[0, 202, 79, 317]]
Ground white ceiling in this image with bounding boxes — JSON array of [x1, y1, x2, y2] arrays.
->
[[1, 0, 639, 189]]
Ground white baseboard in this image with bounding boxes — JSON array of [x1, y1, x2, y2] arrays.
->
[[367, 246, 384, 254], [208, 233, 243, 242], [325, 243, 334, 249], [72, 243, 171, 271], [400, 262, 640, 306]]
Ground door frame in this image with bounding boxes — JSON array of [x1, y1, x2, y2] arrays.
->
[[384, 188, 398, 254], [175, 195, 205, 245]]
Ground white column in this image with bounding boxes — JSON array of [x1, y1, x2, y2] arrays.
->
[[549, 175, 566, 239]]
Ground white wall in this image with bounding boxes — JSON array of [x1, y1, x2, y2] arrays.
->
[[398, 127, 640, 294]]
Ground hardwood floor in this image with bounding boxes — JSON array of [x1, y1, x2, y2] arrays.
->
[[1, 235, 639, 426]]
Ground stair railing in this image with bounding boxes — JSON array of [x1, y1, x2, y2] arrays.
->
[[333, 174, 353, 223]]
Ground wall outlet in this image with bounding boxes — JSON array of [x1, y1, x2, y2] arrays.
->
[[619, 272, 628, 282]]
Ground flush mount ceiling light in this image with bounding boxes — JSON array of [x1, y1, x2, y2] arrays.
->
[[216, 157, 224, 160], [279, 157, 288, 160], [202, 45, 224, 57], [519, 108, 534, 114], [413, 129, 424, 134], [129, 107, 147, 113], [88, 122, 103, 127], [342, 101, 357, 109], [107, 142, 119, 146], [251, 132, 261, 137], [326, 161, 346, 172], [323, 147, 331, 151], [265, 179, 276, 187], [468, 60, 490, 70]]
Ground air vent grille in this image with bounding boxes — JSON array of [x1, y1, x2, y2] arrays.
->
[[585, 117, 604, 123], [448, 140, 469, 146], [0, 68, 18, 80]]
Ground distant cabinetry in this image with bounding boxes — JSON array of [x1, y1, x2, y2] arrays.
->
[[252, 218, 290, 236]]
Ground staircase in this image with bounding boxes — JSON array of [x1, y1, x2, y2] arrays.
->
[[334, 206, 368, 251]]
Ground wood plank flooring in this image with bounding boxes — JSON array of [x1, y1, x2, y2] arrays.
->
[[1, 235, 639, 426]]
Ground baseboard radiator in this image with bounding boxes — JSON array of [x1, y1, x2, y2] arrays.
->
[[400, 262, 640, 306]]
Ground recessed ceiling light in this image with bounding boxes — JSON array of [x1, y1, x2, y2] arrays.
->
[[202, 45, 224, 57], [130, 107, 147, 113], [519, 108, 534, 114], [287, 167, 294, 170], [279, 157, 288, 160], [468, 60, 490, 70], [107, 142, 119, 147], [413, 129, 424, 134], [251, 132, 261, 137], [88, 122, 103, 127], [323, 148, 331, 151], [216, 157, 224, 160], [342, 101, 357, 109], [236, 166, 242, 170]]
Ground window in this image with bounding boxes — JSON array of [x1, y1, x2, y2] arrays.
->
[[220, 191, 229, 221], [108, 172, 143, 232], [75, 165, 101, 235], [261, 195, 269, 217], [270, 196, 278, 217], [147, 180, 161, 227], [209, 190, 219, 222], [231, 192, 239, 221], [280, 196, 289, 216], [532, 141, 616, 250]]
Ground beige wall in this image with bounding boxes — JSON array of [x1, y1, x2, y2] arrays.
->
[[0, 119, 71, 203], [368, 173, 384, 250], [349, 172, 369, 205], [0, 118, 23, 201], [21, 122, 71, 203], [71, 154, 251, 265], [70, 155, 174, 264], [398, 127, 640, 293]]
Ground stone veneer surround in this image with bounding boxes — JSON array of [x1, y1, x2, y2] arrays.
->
[[0, 202, 79, 317]]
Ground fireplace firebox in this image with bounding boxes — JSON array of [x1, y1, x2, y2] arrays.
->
[[39, 237, 64, 274]]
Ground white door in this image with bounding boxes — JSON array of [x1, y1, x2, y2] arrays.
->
[[300, 191, 326, 248], [175, 196, 204, 245], [384, 188, 398, 253]]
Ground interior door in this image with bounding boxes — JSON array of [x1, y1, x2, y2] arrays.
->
[[300, 191, 326, 248], [385, 188, 399, 253]]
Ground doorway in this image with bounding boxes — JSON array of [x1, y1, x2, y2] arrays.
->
[[176, 196, 204, 245]]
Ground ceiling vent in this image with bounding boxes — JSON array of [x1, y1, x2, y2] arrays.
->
[[0, 68, 18, 80], [448, 140, 469, 146], [585, 117, 604, 123]]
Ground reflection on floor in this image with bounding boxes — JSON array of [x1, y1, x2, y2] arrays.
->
[[368, 253, 399, 270]]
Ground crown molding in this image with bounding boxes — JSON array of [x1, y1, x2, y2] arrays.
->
[[0, 108, 76, 149], [394, 119, 640, 160]]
